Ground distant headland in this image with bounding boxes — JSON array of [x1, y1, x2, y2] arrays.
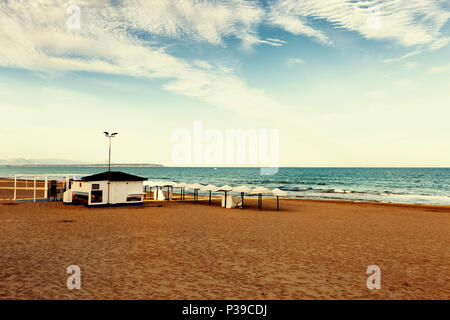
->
[[0, 158, 163, 167]]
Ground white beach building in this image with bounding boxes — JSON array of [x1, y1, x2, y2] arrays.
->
[[63, 171, 146, 207]]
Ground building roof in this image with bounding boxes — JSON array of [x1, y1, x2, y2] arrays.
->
[[81, 171, 147, 182]]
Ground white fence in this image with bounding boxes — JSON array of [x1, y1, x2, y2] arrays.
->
[[13, 174, 84, 202]]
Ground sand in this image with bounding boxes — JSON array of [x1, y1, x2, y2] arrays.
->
[[0, 185, 449, 299]]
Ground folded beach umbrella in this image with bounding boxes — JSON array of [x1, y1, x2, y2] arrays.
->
[[271, 188, 288, 211], [216, 185, 233, 208], [250, 186, 271, 211], [202, 184, 218, 205], [157, 181, 175, 201], [232, 186, 252, 209]]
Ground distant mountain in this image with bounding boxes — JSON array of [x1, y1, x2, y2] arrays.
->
[[0, 158, 86, 165], [0, 158, 163, 167]]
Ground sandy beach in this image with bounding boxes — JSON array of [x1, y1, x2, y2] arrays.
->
[[1, 182, 449, 299]]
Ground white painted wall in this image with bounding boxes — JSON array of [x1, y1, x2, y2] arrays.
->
[[67, 180, 144, 205], [110, 181, 143, 204]]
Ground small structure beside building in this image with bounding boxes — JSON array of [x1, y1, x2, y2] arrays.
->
[[63, 171, 146, 207]]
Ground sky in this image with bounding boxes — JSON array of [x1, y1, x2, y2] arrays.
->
[[0, 0, 449, 167]]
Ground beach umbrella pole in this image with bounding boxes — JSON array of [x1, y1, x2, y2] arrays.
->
[[241, 192, 244, 209], [209, 191, 211, 205], [277, 196, 279, 211]]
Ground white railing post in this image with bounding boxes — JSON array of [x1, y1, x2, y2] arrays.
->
[[44, 176, 48, 199], [13, 175, 17, 200]]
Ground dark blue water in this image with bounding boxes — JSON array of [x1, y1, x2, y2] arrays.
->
[[1, 167, 449, 205]]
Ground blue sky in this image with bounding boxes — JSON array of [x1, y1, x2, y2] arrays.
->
[[0, 0, 449, 166]]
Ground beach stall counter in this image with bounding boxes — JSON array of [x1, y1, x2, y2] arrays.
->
[[63, 171, 146, 207]]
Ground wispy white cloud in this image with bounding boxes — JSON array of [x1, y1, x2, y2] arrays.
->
[[266, 38, 287, 44], [383, 50, 422, 63], [122, 0, 264, 46], [268, 7, 332, 45], [428, 64, 450, 74], [193, 60, 214, 70], [0, 1, 278, 114], [258, 38, 287, 46], [0, 0, 448, 121], [269, 0, 450, 50], [287, 57, 305, 67]]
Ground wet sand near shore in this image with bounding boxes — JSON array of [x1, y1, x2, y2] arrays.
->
[[0, 194, 449, 300]]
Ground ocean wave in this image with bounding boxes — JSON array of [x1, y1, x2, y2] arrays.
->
[[315, 188, 354, 194], [293, 189, 450, 206], [279, 186, 312, 192]]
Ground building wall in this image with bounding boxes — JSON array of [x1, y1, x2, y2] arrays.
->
[[70, 180, 143, 205], [110, 181, 143, 204]]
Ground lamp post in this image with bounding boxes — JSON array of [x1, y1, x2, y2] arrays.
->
[[104, 132, 118, 205]]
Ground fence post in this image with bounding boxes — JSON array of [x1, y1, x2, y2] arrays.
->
[[13, 175, 17, 200], [33, 177, 36, 203]]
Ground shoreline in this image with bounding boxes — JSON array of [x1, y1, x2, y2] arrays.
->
[[1, 177, 449, 208]]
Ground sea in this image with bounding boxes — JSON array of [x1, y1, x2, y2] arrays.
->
[[1, 166, 449, 206]]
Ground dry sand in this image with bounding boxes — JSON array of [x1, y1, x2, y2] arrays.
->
[[0, 189, 449, 299]]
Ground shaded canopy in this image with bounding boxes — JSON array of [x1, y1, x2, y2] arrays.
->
[[145, 180, 168, 187], [160, 181, 175, 187], [233, 185, 252, 193], [216, 185, 233, 192], [188, 183, 204, 189], [202, 184, 218, 191], [173, 182, 189, 188], [250, 186, 271, 194]]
